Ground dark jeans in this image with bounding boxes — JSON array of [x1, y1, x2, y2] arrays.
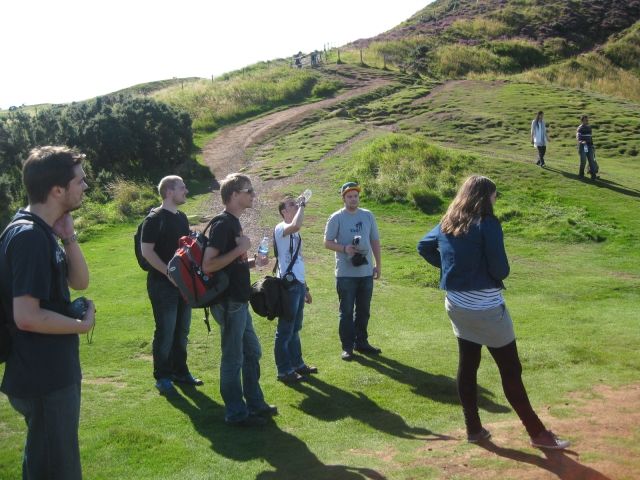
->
[[9, 383, 82, 480], [336, 276, 373, 351], [147, 274, 192, 380], [210, 301, 268, 422], [578, 144, 598, 177], [456, 337, 545, 438], [274, 281, 306, 376], [536, 146, 546, 165]]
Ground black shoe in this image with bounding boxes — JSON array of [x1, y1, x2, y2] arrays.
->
[[228, 415, 267, 427], [295, 365, 318, 375], [251, 404, 278, 417], [172, 373, 204, 386], [540, 161, 545, 167], [535, 160, 541, 166], [341, 350, 354, 361], [578, 173, 585, 178], [277, 371, 304, 384], [354, 343, 382, 355]]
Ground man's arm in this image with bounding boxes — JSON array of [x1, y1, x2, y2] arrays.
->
[[53, 213, 89, 290], [371, 239, 381, 279], [202, 235, 251, 273], [282, 201, 305, 236], [323, 239, 357, 255], [141, 242, 169, 275], [13, 295, 95, 334]]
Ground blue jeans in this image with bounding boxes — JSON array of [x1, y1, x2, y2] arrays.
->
[[578, 144, 598, 177], [9, 383, 82, 480], [210, 301, 268, 422], [336, 276, 374, 351], [274, 281, 306, 376], [147, 274, 192, 380]]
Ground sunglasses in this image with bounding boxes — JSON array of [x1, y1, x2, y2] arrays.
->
[[238, 187, 255, 194]]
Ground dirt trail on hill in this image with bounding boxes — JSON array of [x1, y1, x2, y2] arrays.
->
[[199, 71, 390, 239]]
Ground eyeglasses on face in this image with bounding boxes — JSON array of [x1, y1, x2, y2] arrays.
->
[[238, 187, 255, 194]]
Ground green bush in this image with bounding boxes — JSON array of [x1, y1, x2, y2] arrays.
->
[[488, 40, 548, 71], [348, 133, 475, 207], [311, 79, 342, 97], [108, 179, 157, 218]]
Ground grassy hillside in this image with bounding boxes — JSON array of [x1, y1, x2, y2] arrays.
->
[[2, 62, 638, 478]]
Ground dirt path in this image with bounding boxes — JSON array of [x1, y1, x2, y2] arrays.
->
[[199, 68, 391, 238]]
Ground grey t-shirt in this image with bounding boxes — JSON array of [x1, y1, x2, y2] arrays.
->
[[324, 207, 380, 277]]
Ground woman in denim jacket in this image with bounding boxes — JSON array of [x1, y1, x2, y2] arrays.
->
[[418, 175, 570, 450]]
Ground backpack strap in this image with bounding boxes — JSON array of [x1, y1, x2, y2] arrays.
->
[[272, 228, 301, 277]]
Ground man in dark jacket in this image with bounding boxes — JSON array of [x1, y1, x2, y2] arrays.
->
[[576, 115, 599, 180], [0, 146, 96, 480]]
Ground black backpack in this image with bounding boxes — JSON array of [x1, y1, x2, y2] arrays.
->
[[134, 208, 163, 271], [0, 215, 45, 363], [249, 276, 291, 320]]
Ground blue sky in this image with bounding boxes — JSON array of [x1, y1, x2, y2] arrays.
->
[[0, 0, 431, 109]]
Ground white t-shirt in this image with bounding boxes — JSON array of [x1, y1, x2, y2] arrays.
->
[[531, 119, 547, 147], [274, 222, 305, 282]]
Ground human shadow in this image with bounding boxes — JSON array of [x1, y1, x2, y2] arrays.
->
[[353, 354, 510, 414], [291, 376, 453, 441], [543, 166, 640, 198], [166, 385, 386, 480], [475, 440, 612, 479]]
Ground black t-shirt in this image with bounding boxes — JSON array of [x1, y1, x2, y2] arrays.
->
[[207, 212, 251, 302], [0, 210, 80, 398], [141, 208, 190, 279]]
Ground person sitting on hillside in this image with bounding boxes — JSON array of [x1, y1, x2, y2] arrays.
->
[[576, 115, 599, 180], [530, 111, 549, 167], [418, 175, 571, 450]]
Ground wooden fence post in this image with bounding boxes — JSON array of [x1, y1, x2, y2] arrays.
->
[[360, 49, 363, 64]]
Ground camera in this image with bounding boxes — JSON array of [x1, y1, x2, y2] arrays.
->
[[352, 236, 361, 246], [68, 297, 89, 319], [351, 235, 368, 266]]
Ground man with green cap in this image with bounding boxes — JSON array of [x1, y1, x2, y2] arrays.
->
[[323, 182, 382, 361]]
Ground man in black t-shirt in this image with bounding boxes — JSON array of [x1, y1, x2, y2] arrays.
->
[[141, 175, 203, 394], [203, 173, 275, 426], [0, 146, 95, 480]]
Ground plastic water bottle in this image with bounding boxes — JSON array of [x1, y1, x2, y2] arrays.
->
[[257, 236, 269, 270], [301, 189, 312, 204]]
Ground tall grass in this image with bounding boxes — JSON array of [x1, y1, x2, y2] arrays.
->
[[519, 53, 640, 102], [349, 133, 475, 212], [154, 66, 322, 132]]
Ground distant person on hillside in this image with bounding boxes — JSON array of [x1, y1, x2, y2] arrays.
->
[[530, 111, 549, 167], [576, 115, 599, 180], [324, 182, 382, 361], [272, 195, 317, 384], [417, 175, 571, 450], [141, 175, 203, 394], [202, 173, 276, 426], [0, 146, 96, 479]]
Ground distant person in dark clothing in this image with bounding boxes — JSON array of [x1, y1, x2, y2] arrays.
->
[[141, 175, 203, 394], [0, 146, 96, 480], [530, 111, 549, 167], [418, 175, 571, 450], [576, 115, 599, 180]]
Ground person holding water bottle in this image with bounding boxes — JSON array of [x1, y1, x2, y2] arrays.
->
[[202, 173, 277, 426], [272, 190, 317, 384]]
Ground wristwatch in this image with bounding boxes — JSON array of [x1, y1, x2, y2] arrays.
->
[[61, 233, 78, 245]]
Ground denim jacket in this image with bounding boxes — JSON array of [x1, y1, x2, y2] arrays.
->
[[417, 216, 509, 291]]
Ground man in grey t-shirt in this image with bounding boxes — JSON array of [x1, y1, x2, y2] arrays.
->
[[323, 182, 381, 361]]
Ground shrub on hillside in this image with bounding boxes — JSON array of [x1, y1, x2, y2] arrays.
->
[[349, 133, 475, 210], [447, 17, 513, 40], [488, 40, 548, 71], [312, 79, 342, 98], [108, 179, 157, 218], [435, 44, 503, 77], [603, 23, 640, 72]]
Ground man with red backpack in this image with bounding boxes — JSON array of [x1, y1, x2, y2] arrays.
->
[[140, 175, 203, 394]]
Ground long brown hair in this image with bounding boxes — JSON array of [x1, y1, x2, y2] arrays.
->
[[440, 175, 496, 236]]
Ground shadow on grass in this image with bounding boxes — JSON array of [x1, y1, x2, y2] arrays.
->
[[291, 376, 454, 441], [166, 385, 386, 480], [476, 440, 612, 480], [353, 354, 511, 414], [543, 166, 640, 198]]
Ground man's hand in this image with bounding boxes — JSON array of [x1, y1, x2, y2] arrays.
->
[[345, 244, 357, 255], [255, 254, 269, 268], [79, 299, 96, 333], [52, 213, 75, 240], [235, 235, 251, 254], [373, 266, 381, 280], [304, 290, 312, 304]]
